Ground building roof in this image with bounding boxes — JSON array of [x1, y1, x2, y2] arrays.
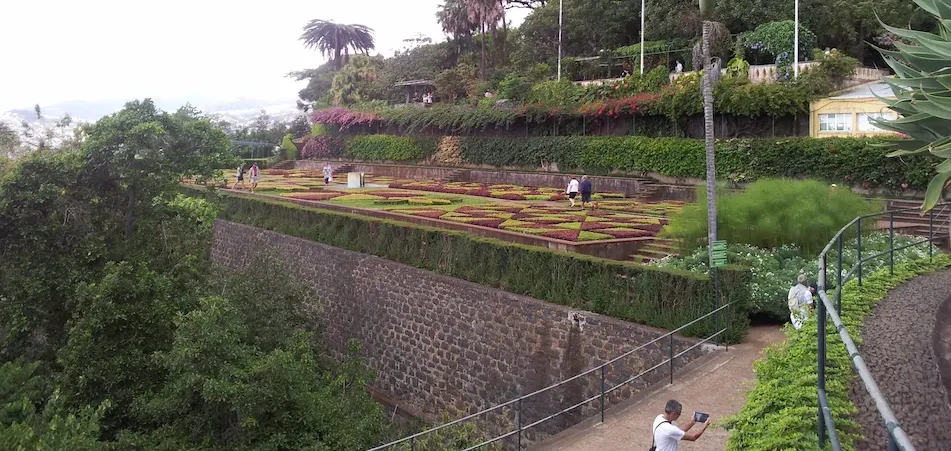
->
[[828, 81, 896, 100]]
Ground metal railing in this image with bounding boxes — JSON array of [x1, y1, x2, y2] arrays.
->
[[815, 202, 950, 451], [368, 299, 734, 451]]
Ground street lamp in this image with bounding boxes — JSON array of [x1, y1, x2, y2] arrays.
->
[[640, 0, 645, 74], [557, 0, 564, 80], [794, 0, 799, 78]]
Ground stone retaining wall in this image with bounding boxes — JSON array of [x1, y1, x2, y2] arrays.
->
[[210, 220, 708, 446]]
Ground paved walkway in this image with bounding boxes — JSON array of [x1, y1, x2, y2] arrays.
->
[[530, 325, 785, 451], [852, 268, 951, 451]]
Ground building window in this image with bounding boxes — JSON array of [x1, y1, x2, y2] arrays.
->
[[857, 112, 897, 131], [819, 113, 852, 132]]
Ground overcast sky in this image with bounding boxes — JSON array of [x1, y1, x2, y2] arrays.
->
[[0, 0, 529, 111]]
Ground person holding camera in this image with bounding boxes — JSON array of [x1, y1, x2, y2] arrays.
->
[[650, 399, 711, 451]]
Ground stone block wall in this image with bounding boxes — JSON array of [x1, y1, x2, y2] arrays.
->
[[210, 220, 709, 447]]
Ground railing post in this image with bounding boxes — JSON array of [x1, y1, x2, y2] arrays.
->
[[836, 234, 843, 297], [714, 267, 720, 347], [600, 366, 606, 423], [817, 296, 827, 447], [889, 211, 894, 275], [856, 217, 863, 287], [517, 397, 523, 450], [411, 437, 416, 451], [669, 333, 674, 385], [887, 433, 899, 451], [929, 209, 935, 261]]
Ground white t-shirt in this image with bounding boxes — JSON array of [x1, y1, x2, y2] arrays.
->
[[566, 179, 579, 193], [787, 283, 813, 312], [653, 415, 685, 451]]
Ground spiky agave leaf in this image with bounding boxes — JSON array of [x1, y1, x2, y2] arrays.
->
[[878, 0, 951, 211]]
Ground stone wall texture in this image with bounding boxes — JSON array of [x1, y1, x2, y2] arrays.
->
[[210, 220, 708, 447]]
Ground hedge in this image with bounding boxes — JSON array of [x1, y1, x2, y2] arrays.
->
[[325, 134, 940, 191], [194, 188, 751, 342], [723, 255, 951, 450], [344, 135, 438, 161]]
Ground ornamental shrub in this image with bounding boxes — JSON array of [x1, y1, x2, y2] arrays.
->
[[344, 135, 437, 161], [281, 134, 299, 160], [662, 179, 882, 254], [301, 136, 343, 159]]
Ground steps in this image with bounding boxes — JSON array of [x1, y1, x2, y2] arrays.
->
[[631, 177, 661, 201], [443, 169, 470, 183], [628, 238, 681, 264], [271, 160, 296, 170], [331, 164, 353, 177], [882, 199, 951, 248]]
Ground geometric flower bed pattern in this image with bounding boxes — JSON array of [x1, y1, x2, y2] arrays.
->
[[388, 180, 628, 201], [391, 204, 666, 242]]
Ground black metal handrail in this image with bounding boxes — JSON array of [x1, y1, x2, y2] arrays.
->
[[368, 300, 733, 450], [815, 202, 950, 451]]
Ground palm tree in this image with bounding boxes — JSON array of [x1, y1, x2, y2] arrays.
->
[[700, 0, 717, 259], [466, 0, 504, 78], [300, 19, 375, 70]]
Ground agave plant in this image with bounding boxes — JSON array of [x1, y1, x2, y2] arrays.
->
[[873, 0, 951, 211]]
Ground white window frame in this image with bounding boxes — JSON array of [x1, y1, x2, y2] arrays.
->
[[819, 113, 853, 132], [857, 112, 897, 132]]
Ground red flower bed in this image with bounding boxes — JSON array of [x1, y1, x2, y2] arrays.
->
[[365, 191, 413, 198], [492, 193, 527, 201], [467, 219, 505, 228], [542, 230, 580, 241], [284, 192, 343, 201], [581, 222, 609, 231]]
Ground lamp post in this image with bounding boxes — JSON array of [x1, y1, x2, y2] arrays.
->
[[557, 0, 564, 80], [640, 0, 645, 74], [794, 0, 799, 78]]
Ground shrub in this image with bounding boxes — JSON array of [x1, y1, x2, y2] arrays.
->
[[193, 189, 752, 342], [281, 134, 299, 160], [345, 135, 437, 161], [662, 179, 882, 254], [724, 255, 951, 450], [301, 136, 343, 159]]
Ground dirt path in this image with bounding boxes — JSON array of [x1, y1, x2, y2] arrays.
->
[[530, 325, 785, 451]]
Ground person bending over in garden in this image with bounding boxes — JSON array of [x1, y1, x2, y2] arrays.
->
[[787, 273, 814, 330], [566, 176, 580, 207], [651, 399, 710, 451], [580, 175, 593, 208], [322, 162, 333, 185], [231, 165, 246, 190]]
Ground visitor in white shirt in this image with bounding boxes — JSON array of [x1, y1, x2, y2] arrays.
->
[[651, 399, 710, 451], [787, 273, 814, 330]]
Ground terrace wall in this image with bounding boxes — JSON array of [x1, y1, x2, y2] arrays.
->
[[210, 220, 709, 445]]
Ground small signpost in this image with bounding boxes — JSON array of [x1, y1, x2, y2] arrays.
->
[[710, 240, 727, 267]]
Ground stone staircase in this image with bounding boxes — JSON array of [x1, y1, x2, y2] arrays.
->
[[331, 164, 354, 178], [628, 238, 681, 264], [631, 177, 661, 201], [271, 160, 296, 170], [444, 169, 470, 182], [883, 199, 951, 249]]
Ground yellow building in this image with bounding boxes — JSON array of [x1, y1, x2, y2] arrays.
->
[[809, 82, 899, 138]]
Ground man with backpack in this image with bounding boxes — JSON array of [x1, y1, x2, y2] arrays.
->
[[651, 399, 710, 451]]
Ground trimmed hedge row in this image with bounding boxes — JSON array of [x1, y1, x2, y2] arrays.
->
[[197, 189, 751, 342], [724, 255, 951, 450], [317, 134, 939, 191]]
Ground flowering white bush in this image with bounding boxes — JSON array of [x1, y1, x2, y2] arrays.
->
[[651, 233, 941, 320]]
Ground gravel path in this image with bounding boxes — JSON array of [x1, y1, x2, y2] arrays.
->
[[851, 268, 951, 451]]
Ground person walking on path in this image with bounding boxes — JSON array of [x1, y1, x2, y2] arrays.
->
[[248, 163, 260, 193], [322, 162, 333, 186], [580, 175, 593, 208], [566, 176, 580, 207], [231, 165, 246, 190], [651, 399, 711, 451], [787, 273, 814, 330]]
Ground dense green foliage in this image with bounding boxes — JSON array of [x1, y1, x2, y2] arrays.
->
[[329, 134, 939, 192], [201, 190, 751, 342], [662, 179, 882, 253], [345, 135, 438, 161], [874, 0, 951, 211], [281, 134, 299, 160], [0, 100, 415, 450], [654, 234, 940, 320], [724, 255, 951, 450], [742, 20, 817, 64]]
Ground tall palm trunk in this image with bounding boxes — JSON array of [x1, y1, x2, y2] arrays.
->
[[500, 1, 507, 64], [480, 22, 487, 78], [702, 20, 717, 253]]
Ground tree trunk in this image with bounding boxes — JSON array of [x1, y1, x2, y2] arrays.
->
[[702, 20, 717, 255], [500, 2, 508, 65], [480, 22, 487, 79], [491, 26, 498, 69]]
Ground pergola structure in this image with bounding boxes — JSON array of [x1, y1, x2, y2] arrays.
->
[[394, 79, 435, 104]]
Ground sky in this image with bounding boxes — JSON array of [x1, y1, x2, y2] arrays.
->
[[0, 0, 530, 112]]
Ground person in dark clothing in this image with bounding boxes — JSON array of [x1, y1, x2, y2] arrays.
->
[[580, 175, 593, 208]]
